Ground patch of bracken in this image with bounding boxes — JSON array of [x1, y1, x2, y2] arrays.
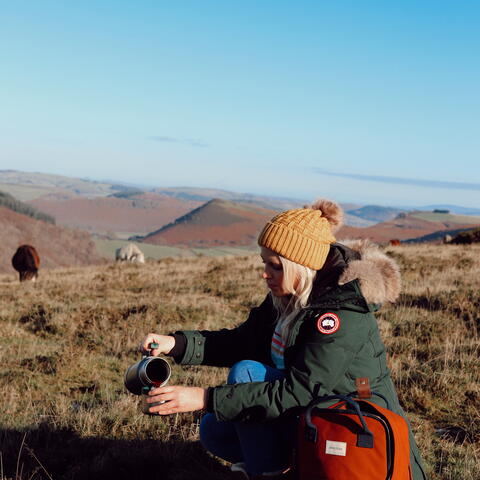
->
[[20, 354, 59, 374], [121, 304, 149, 320], [400, 290, 479, 334], [435, 425, 475, 444], [18, 304, 58, 336], [69, 382, 99, 394], [400, 293, 446, 311]]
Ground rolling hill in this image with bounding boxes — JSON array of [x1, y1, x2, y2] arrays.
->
[[337, 211, 480, 244], [150, 186, 308, 211], [409, 211, 480, 225], [139, 198, 277, 247], [0, 206, 105, 274], [0, 170, 122, 201], [345, 205, 406, 223], [0, 170, 373, 228], [30, 191, 202, 237], [3, 170, 479, 247]]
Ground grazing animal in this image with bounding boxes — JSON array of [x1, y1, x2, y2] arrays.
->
[[115, 243, 145, 263], [12, 245, 40, 282], [443, 234, 453, 244], [389, 239, 401, 246]]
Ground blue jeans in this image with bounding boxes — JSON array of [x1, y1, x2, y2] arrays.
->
[[199, 360, 295, 476]]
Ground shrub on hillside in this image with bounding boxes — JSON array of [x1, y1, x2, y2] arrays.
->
[[109, 185, 145, 198], [0, 190, 55, 224], [451, 227, 480, 244]]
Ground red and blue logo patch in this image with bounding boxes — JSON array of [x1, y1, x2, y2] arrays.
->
[[316, 313, 340, 334]]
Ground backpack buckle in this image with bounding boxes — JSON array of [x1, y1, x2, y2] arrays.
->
[[355, 377, 372, 399]]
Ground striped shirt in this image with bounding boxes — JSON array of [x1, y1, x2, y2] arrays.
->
[[271, 321, 286, 370]]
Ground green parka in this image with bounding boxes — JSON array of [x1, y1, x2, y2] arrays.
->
[[173, 241, 427, 479]]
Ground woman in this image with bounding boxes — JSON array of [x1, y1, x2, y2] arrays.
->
[[139, 199, 427, 479]]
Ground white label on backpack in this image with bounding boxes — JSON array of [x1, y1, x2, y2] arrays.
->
[[325, 440, 347, 456]]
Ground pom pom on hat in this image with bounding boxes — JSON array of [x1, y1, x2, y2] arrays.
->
[[306, 198, 344, 233], [258, 198, 343, 270]]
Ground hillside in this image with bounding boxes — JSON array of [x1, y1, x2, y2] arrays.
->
[[403, 226, 479, 244], [0, 206, 104, 274], [337, 212, 480, 244], [0, 170, 373, 228], [30, 191, 202, 236], [3, 171, 479, 240], [422, 204, 480, 215], [346, 205, 406, 223], [0, 170, 122, 201], [410, 211, 480, 225], [0, 244, 478, 479], [150, 186, 307, 211], [141, 198, 277, 247], [0, 170, 304, 211], [0, 189, 55, 224]]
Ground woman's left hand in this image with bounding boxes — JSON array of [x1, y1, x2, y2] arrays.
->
[[146, 385, 207, 415]]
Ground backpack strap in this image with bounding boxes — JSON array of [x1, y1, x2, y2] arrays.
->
[[304, 394, 374, 448]]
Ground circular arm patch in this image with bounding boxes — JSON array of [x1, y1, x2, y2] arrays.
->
[[316, 312, 340, 334]]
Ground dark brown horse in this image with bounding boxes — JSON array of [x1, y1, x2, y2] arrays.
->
[[12, 245, 40, 282]]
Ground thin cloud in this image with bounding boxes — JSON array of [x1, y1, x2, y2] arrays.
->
[[149, 136, 209, 148], [313, 169, 480, 191]]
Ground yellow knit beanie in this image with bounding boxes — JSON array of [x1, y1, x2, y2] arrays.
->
[[257, 199, 343, 270]]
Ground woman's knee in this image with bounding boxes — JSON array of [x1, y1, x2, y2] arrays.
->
[[227, 360, 266, 384]]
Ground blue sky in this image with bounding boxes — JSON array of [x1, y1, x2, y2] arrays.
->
[[1, 1, 479, 207]]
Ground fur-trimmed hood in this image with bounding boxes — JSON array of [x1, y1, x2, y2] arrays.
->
[[310, 239, 401, 306], [298, 199, 400, 305], [338, 239, 401, 304]]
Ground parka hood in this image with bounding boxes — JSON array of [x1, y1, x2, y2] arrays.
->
[[309, 240, 401, 307], [338, 239, 401, 304]]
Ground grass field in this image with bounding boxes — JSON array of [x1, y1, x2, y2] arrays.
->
[[411, 211, 480, 224], [0, 244, 478, 479], [94, 238, 257, 261], [0, 184, 55, 203]]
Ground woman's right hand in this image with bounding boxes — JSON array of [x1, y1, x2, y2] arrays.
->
[[139, 333, 176, 356]]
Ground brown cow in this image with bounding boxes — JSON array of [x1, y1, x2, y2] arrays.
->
[[389, 239, 401, 246], [12, 245, 40, 282]]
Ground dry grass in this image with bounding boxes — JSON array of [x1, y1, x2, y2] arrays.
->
[[0, 245, 479, 479]]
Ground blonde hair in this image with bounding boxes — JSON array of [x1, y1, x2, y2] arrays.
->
[[272, 255, 317, 338]]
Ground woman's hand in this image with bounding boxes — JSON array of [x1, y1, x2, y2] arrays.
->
[[139, 333, 175, 356], [146, 386, 207, 415]]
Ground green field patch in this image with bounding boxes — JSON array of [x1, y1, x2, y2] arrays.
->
[[94, 238, 257, 262], [411, 211, 480, 224]]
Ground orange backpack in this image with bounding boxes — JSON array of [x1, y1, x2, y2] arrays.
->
[[294, 379, 412, 480]]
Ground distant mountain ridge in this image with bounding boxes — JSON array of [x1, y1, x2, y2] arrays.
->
[[420, 204, 480, 215], [1, 170, 477, 215], [0, 170, 123, 200], [345, 205, 406, 223], [0, 170, 379, 233], [151, 186, 308, 211], [2, 171, 479, 247]]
